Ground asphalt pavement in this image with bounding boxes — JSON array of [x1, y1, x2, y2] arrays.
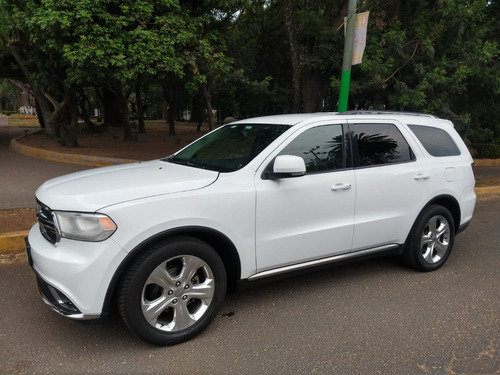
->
[[1, 198, 499, 374], [0, 126, 90, 209], [0, 125, 499, 373]]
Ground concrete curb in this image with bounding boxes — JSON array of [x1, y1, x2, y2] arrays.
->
[[2, 135, 500, 255], [10, 132, 138, 167], [0, 231, 29, 254]]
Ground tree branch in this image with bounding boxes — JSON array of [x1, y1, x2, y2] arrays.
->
[[383, 40, 419, 84]]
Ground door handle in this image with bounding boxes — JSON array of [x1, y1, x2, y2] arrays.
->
[[331, 183, 352, 191], [414, 173, 430, 181]]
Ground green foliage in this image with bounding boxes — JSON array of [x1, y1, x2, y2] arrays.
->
[[5, 0, 194, 86], [473, 143, 500, 159], [351, 0, 499, 139], [0, 79, 21, 111], [0, 0, 499, 143], [225, 0, 293, 116]]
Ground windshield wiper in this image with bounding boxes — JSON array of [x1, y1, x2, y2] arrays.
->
[[165, 157, 207, 169]]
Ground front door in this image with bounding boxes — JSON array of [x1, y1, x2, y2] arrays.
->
[[254, 123, 356, 272]]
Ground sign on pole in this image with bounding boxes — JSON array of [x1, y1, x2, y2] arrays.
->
[[352, 11, 369, 65], [337, 0, 357, 112]]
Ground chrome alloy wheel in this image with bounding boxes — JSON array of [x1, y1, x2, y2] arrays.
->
[[420, 215, 451, 264], [141, 255, 215, 332]]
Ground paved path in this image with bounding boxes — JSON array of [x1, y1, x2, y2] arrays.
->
[[475, 165, 500, 179], [0, 127, 90, 209]]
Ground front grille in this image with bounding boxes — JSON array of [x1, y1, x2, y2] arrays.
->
[[37, 201, 59, 244]]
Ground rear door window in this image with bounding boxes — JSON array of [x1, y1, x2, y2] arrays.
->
[[408, 125, 461, 156], [350, 123, 415, 167]]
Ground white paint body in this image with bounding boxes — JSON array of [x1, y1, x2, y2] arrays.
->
[[28, 113, 476, 318]]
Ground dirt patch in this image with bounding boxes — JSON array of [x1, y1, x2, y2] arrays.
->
[[0, 250, 28, 264], [17, 121, 208, 161], [475, 177, 500, 187], [0, 208, 37, 234]]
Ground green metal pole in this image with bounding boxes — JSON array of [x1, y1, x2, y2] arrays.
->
[[338, 0, 357, 112]]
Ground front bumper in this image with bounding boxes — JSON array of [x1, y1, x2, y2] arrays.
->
[[26, 224, 128, 320]]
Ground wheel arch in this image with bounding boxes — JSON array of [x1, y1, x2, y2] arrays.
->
[[100, 226, 242, 318], [424, 194, 461, 233]]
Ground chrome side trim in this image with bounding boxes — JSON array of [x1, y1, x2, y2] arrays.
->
[[248, 244, 400, 281]]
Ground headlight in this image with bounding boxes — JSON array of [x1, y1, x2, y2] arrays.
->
[[54, 211, 117, 242]]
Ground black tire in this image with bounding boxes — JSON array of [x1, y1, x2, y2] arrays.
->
[[118, 237, 227, 345], [404, 204, 455, 272]]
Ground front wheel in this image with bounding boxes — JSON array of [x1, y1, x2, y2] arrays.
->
[[118, 237, 227, 345], [404, 204, 455, 272]]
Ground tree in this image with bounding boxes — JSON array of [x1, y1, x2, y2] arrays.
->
[[351, 0, 499, 140], [1, 0, 499, 149], [281, 0, 347, 112], [0, 79, 22, 112], [227, 0, 292, 117], [180, 0, 241, 130], [0, 0, 200, 144]]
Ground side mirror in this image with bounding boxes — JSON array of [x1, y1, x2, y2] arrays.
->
[[265, 155, 306, 180]]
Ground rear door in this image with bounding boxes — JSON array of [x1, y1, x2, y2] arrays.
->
[[348, 120, 430, 250]]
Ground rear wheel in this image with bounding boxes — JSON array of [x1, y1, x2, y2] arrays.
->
[[118, 237, 226, 345], [404, 204, 455, 271]]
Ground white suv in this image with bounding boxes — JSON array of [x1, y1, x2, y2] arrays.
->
[[26, 112, 476, 345]]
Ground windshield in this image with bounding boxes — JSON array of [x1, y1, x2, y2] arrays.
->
[[167, 123, 290, 172]]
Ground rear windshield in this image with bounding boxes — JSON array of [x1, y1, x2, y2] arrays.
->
[[167, 123, 290, 172], [409, 125, 461, 157]]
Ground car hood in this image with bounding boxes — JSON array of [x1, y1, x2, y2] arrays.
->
[[35, 160, 219, 212]]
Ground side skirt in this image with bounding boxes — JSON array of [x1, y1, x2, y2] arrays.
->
[[235, 244, 403, 291]]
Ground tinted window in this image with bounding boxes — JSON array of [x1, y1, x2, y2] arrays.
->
[[169, 124, 290, 172], [409, 125, 461, 157], [351, 123, 415, 167], [279, 125, 345, 172]]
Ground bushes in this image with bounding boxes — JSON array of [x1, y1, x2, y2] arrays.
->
[[473, 143, 500, 159]]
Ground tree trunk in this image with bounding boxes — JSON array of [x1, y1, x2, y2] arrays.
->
[[161, 81, 179, 136], [301, 70, 329, 112], [192, 93, 204, 132], [34, 89, 54, 133], [77, 90, 104, 133], [281, 1, 348, 113], [281, 0, 304, 112], [34, 100, 45, 128], [60, 91, 79, 147], [114, 85, 133, 141], [136, 83, 146, 133], [167, 102, 176, 136], [9, 47, 54, 132], [102, 87, 122, 128], [45, 90, 78, 146], [202, 84, 215, 131]]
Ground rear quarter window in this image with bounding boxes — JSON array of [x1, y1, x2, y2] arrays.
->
[[409, 125, 461, 157]]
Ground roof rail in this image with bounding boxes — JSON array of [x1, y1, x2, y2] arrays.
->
[[339, 110, 438, 118]]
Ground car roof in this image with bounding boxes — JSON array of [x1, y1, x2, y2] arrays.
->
[[235, 113, 338, 126], [234, 111, 453, 128]]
